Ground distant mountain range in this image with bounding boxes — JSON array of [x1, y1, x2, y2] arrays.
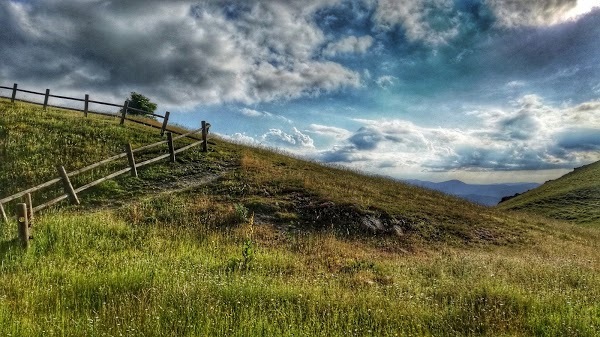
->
[[404, 179, 540, 206]]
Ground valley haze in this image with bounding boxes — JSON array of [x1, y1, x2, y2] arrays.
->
[[404, 179, 540, 206]]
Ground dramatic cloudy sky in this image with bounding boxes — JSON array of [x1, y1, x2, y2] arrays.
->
[[2, 0, 599, 183]]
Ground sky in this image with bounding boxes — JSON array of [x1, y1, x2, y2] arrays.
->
[[1, 0, 599, 183]]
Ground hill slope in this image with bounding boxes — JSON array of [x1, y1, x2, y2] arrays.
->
[[498, 161, 600, 225], [2, 99, 600, 336], [0, 99, 527, 246]]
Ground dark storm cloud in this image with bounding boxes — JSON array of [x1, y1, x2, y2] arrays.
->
[[497, 111, 542, 141], [426, 145, 569, 171], [0, 0, 359, 105], [556, 129, 600, 151], [2, 0, 598, 107], [472, 7, 600, 92], [348, 126, 385, 150]]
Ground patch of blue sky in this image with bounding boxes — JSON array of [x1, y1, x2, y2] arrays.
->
[[314, 0, 374, 37]]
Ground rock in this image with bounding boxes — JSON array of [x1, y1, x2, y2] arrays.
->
[[361, 215, 386, 232], [393, 225, 404, 237]]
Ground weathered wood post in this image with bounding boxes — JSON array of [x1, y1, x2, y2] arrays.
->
[[24, 193, 34, 227], [160, 111, 170, 136], [84, 94, 89, 117], [126, 143, 138, 177], [57, 165, 80, 205], [43, 89, 50, 110], [201, 121, 208, 152], [167, 132, 176, 163], [16, 203, 29, 248], [0, 203, 8, 224], [11, 83, 17, 103], [120, 100, 129, 125]]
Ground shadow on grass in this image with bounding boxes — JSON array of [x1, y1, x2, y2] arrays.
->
[[0, 238, 22, 257]]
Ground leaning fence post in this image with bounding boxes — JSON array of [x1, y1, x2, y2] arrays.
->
[[84, 94, 89, 117], [11, 83, 17, 103], [16, 203, 29, 248], [57, 165, 80, 205], [43, 89, 50, 110], [0, 202, 8, 224], [160, 111, 170, 136], [201, 121, 208, 152], [120, 100, 129, 125], [126, 143, 138, 177], [167, 132, 175, 163]]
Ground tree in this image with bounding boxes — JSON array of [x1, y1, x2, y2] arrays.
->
[[127, 92, 157, 117]]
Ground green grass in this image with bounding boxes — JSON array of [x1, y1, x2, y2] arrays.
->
[[1, 206, 599, 336], [498, 161, 600, 225], [0, 99, 162, 189], [0, 99, 203, 208], [1, 100, 600, 336]]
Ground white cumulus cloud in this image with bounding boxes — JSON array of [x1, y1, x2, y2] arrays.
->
[[373, 0, 460, 45], [320, 95, 600, 173], [323, 35, 374, 57], [486, 0, 578, 27], [261, 127, 315, 149], [307, 124, 352, 139], [238, 108, 293, 123], [375, 75, 398, 89]]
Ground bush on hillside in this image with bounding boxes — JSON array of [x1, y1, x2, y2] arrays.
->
[[127, 92, 157, 118]]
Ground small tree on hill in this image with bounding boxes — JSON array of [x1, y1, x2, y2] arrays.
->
[[127, 92, 157, 118]]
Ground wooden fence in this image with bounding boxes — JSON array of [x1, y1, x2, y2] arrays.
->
[[0, 123, 211, 247], [0, 83, 172, 136]]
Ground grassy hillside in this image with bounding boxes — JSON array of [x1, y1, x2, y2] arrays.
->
[[498, 161, 600, 225], [0, 99, 524, 246], [1, 100, 600, 336]]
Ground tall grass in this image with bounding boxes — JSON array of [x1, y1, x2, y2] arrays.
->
[[1, 193, 599, 336]]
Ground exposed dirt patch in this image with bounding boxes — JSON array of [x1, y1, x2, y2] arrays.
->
[[245, 191, 512, 246], [247, 191, 415, 237]]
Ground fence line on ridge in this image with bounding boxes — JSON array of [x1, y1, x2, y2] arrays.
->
[[0, 82, 172, 136], [0, 123, 211, 247]]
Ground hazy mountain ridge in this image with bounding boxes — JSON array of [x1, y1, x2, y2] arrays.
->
[[404, 179, 540, 206]]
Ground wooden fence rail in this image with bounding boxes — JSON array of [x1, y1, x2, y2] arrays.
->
[[0, 83, 171, 136], [0, 123, 211, 233]]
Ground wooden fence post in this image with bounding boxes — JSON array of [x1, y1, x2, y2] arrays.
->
[[167, 132, 175, 163], [24, 193, 34, 227], [126, 143, 138, 177], [57, 165, 80, 205], [84, 94, 89, 117], [43, 89, 50, 110], [16, 203, 29, 248], [201, 121, 208, 152], [120, 100, 129, 125], [0, 202, 8, 224], [11, 83, 17, 103], [160, 111, 170, 136]]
